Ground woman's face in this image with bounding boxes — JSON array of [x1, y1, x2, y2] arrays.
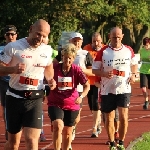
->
[[145, 42, 150, 49], [62, 54, 75, 67]]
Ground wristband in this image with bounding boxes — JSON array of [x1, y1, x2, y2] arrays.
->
[[79, 95, 84, 99]]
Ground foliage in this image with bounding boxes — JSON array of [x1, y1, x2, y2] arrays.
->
[[0, 0, 150, 51]]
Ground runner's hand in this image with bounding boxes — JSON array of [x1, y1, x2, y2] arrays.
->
[[128, 74, 136, 84], [102, 71, 114, 79], [14, 63, 26, 74], [48, 79, 56, 90], [75, 97, 82, 104]]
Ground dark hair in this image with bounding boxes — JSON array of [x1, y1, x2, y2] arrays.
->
[[2, 25, 17, 35], [143, 37, 150, 45]]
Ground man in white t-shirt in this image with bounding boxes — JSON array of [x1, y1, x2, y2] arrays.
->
[[92, 27, 138, 150], [0, 19, 56, 150]]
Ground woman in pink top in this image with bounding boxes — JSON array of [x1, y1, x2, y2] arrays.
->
[[48, 43, 90, 150]]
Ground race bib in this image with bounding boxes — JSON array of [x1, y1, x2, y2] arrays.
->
[[58, 76, 72, 90], [19, 75, 39, 87], [113, 69, 125, 77], [113, 66, 127, 77]]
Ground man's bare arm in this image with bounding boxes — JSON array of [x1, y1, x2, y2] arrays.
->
[[44, 63, 54, 81], [0, 61, 25, 76]]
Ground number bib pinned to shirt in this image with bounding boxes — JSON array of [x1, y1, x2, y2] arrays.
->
[[58, 76, 73, 90], [113, 66, 127, 77], [19, 73, 39, 87]]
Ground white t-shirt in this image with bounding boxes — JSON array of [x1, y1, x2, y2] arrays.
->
[[92, 44, 138, 95], [0, 38, 52, 97], [73, 49, 88, 92]]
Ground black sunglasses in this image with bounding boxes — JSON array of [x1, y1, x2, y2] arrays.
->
[[5, 33, 16, 36]]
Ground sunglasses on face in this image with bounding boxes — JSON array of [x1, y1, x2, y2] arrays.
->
[[5, 33, 16, 36]]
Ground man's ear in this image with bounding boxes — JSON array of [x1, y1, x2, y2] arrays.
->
[[122, 34, 124, 38]]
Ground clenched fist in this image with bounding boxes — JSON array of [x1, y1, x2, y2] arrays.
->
[[14, 63, 26, 74]]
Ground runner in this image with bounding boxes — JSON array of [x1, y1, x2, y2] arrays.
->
[[48, 43, 90, 150], [92, 27, 138, 150], [83, 32, 104, 137], [54, 32, 93, 147], [0, 25, 18, 140], [139, 37, 150, 110], [0, 19, 56, 150]]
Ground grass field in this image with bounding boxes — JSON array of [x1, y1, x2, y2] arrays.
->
[[131, 132, 150, 150]]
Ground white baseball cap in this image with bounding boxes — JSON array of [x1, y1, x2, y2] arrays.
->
[[70, 32, 83, 40]]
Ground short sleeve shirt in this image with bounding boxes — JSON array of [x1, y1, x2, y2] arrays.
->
[[92, 44, 138, 95], [140, 48, 150, 74], [48, 63, 87, 110], [0, 38, 53, 92]]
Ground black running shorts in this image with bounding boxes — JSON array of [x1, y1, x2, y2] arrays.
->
[[5, 95, 43, 134], [87, 85, 99, 111], [0, 80, 9, 107], [101, 93, 131, 113], [140, 73, 150, 89], [48, 106, 79, 127]]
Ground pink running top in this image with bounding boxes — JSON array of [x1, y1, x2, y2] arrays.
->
[[47, 63, 87, 110]]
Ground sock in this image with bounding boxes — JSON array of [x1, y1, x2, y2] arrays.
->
[[119, 140, 124, 145], [110, 141, 115, 147]]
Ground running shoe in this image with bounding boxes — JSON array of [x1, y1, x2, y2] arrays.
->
[[117, 144, 125, 150], [91, 128, 98, 138], [109, 145, 117, 150], [39, 133, 46, 142], [143, 101, 149, 110]]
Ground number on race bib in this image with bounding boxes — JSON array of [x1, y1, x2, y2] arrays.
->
[[113, 69, 125, 77], [19, 76, 38, 86], [58, 77, 72, 90]]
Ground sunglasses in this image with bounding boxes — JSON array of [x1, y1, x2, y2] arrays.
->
[[5, 33, 16, 36]]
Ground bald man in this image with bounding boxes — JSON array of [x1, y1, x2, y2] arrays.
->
[[1, 19, 56, 150], [92, 27, 138, 150], [83, 32, 104, 138]]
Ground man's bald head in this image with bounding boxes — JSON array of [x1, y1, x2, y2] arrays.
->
[[110, 27, 123, 35], [32, 19, 50, 34], [28, 19, 50, 48], [109, 27, 124, 48]]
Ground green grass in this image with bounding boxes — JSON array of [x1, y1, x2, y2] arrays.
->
[[132, 132, 150, 150]]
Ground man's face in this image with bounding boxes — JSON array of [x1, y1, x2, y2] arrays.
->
[[4, 31, 17, 43], [29, 25, 50, 47], [92, 35, 102, 50], [70, 37, 82, 50], [109, 29, 124, 48]]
